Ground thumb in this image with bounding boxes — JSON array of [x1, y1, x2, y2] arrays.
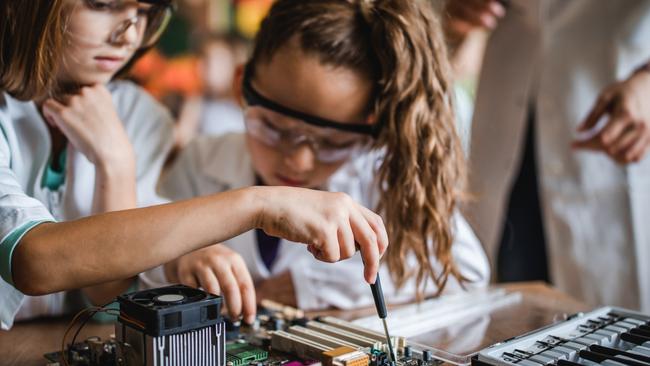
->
[[578, 91, 614, 132]]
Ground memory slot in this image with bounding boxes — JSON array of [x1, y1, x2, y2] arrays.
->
[[306, 321, 378, 348], [271, 330, 332, 361], [318, 317, 390, 343], [288, 326, 362, 350]]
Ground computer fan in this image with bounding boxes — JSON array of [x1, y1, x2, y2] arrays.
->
[[116, 284, 226, 366], [118, 284, 222, 336]]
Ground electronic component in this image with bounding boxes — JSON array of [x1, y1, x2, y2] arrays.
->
[[44, 337, 136, 366], [472, 307, 650, 366], [323, 346, 370, 366], [116, 284, 226, 366], [44, 285, 444, 366], [226, 341, 269, 366]]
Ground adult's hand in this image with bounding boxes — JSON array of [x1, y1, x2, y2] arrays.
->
[[573, 69, 650, 164], [445, 0, 507, 39]]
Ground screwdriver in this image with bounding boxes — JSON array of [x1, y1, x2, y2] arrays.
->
[[370, 274, 396, 363]]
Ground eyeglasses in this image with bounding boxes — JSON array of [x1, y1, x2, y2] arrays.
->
[[244, 106, 370, 163], [242, 64, 381, 137], [241, 65, 377, 163], [84, 0, 173, 48]]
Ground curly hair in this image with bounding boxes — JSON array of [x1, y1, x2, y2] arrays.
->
[[249, 0, 467, 297]]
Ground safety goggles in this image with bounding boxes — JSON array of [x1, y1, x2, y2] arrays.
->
[[84, 0, 173, 48], [242, 66, 378, 163]]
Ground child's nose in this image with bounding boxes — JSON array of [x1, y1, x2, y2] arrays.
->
[[284, 143, 316, 172]]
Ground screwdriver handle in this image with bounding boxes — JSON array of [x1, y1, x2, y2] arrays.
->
[[370, 274, 387, 319]]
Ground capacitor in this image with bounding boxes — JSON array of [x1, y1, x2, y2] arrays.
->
[[403, 346, 412, 358], [422, 350, 432, 363]]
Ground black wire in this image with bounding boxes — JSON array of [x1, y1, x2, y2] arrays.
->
[[67, 297, 120, 356], [69, 307, 120, 350]]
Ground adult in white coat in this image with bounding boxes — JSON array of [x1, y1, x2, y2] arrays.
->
[[159, 133, 490, 309], [446, 0, 650, 310]]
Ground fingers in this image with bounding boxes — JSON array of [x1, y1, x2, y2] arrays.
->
[[357, 205, 389, 258], [179, 271, 199, 289], [578, 90, 615, 132], [573, 107, 650, 163], [610, 124, 641, 157], [195, 266, 221, 295], [215, 261, 243, 321], [447, 0, 505, 30], [337, 222, 356, 262], [174, 245, 256, 323], [230, 257, 256, 324], [620, 130, 650, 163], [349, 208, 380, 284], [42, 99, 67, 128], [314, 227, 340, 263]]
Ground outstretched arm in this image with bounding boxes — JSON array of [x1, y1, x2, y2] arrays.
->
[[12, 186, 388, 297]]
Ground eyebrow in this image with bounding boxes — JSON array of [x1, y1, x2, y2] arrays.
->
[[138, 0, 172, 4], [242, 65, 380, 137]]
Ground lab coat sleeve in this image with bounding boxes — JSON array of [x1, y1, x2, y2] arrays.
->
[[289, 211, 490, 310], [111, 81, 175, 207], [0, 116, 56, 330]]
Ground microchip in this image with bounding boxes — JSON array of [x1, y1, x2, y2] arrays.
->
[[227, 342, 269, 366]]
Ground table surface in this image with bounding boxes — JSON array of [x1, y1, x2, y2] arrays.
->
[[0, 282, 590, 366]]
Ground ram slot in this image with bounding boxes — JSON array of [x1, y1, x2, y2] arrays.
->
[[288, 326, 361, 350], [305, 321, 377, 348], [271, 330, 332, 361]]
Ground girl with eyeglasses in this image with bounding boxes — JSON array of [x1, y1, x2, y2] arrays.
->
[[160, 0, 489, 310], [0, 0, 387, 329]]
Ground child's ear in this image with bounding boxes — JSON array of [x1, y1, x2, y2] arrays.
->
[[233, 64, 245, 107]]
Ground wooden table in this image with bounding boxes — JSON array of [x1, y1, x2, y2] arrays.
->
[[0, 282, 589, 366]]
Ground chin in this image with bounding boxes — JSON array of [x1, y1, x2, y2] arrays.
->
[[75, 71, 116, 86]]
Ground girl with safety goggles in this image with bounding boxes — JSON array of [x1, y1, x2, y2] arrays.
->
[[0, 0, 387, 329], [160, 0, 489, 309]]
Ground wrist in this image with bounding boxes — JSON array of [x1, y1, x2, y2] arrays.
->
[[163, 260, 179, 283], [95, 147, 136, 179], [244, 186, 271, 231]]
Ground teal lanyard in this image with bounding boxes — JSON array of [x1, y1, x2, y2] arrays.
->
[[41, 148, 67, 190]]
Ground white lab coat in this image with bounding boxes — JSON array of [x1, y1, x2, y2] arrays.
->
[[159, 133, 490, 310], [464, 0, 650, 310], [0, 81, 174, 329]]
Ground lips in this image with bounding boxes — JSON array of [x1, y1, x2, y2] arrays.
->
[[94, 55, 126, 71], [275, 174, 308, 187]]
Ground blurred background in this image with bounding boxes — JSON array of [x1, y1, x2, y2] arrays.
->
[[130, 0, 486, 152]]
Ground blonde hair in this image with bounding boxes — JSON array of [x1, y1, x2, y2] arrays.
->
[[249, 0, 467, 297]]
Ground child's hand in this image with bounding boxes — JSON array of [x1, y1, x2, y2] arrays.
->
[[253, 187, 388, 284], [164, 244, 256, 324], [42, 84, 134, 169]]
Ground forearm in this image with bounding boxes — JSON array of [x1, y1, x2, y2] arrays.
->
[[83, 158, 138, 305], [12, 187, 262, 295]]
